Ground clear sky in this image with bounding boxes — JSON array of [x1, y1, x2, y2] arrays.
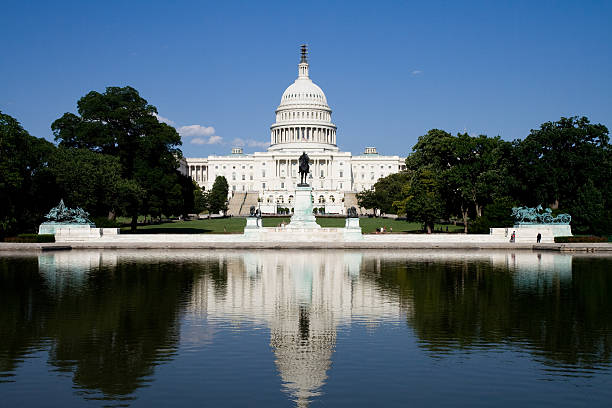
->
[[1, 0, 611, 158]]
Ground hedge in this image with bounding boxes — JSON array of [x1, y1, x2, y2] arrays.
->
[[4, 234, 55, 243], [554, 236, 607, 243]]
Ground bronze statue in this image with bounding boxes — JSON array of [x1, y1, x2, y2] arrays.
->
[[298, 151, 310, 186], [347, 206, 358, 218]]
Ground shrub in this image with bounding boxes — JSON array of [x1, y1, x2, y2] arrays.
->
[[554, 236, 607, 243], [4, 234, 55, 243]]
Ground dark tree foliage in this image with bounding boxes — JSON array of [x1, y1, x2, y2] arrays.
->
[[208, 176, 229, 216], [393, 169, 444, 233], [0, 111, 57, 236], [514, 116, 611, 234], [48, 147, 143, 219], [51, 86, 191, 229]]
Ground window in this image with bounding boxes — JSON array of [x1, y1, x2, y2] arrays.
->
[[262, 171, 266, 177], [318, 195, 325, 203], [250, 174, 253, 180], [262, 182, 266, 189], [281, 182, 284, 189], [232, 185, 236, 191], [330, 195, 335, 203], [288, 195, 294, 203], [320, 170, 324, 178], [339, 171, 343, 178], [339, 182, 343, 189], [223, 165, 226, 169], [232, 173, 236, 181], [241, 174, 245, 180]]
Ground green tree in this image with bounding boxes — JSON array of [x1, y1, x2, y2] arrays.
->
[[208, 176, 229, 216], [48, 147, 143, 219], [0, 111, 57, 236], [393, 169, 443, 233], [51, 86, 190, 230], [516, 116, 609, 209], [356, 188, 383, 216]]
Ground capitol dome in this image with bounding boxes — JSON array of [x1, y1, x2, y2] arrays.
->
[[279, 78, 328, 108], [269, 45, 338, 152]]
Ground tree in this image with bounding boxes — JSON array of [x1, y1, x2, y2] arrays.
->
[[51, 86, 190, 230], [356, 188, 383, 216], [0, 111, 57, 236], [193, 183, 208, 215], [515, 116, 609, 209], [208, 176, 228, 216], [48, 147, 143, 219], [393, 169, 444, 233]]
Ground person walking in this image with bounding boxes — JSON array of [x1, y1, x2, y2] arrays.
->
[[510, 231, 516, 243], [536, 233, 542, 243]]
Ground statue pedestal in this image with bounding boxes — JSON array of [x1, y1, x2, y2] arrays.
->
[[245, 217, 261, 229], [286, 186, 320, 229], [39, 222, 96, 235]]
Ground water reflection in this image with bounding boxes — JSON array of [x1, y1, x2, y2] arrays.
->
[[0, 250, 611, 407]]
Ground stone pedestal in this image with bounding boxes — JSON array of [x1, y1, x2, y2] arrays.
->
[[245, 217, 261, 229], [343, 217, 362, 240], [287, 186, 320, 229], [39, 222, 95, 235]]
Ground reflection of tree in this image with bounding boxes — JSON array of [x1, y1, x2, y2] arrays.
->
[[0, 258, 51, 375], [363, 257, 612, 368], [0, 257, 198, 400]]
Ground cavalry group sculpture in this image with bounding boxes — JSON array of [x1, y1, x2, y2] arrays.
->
[[44, 199, 93, 224], [511, 205, 571, 225]]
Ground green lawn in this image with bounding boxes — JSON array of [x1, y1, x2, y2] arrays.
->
[[121, 216, 464, 234]]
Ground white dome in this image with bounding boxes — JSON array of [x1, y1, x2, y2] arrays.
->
[[279, 78, 328, 108]]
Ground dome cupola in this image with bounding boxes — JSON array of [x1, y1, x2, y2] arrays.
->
[[269, 45, 338, 152]]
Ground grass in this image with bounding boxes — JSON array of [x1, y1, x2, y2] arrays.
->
[[121, 216, 464, 234]]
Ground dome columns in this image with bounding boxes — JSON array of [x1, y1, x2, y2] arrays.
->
[[270, 126, 336, 146]]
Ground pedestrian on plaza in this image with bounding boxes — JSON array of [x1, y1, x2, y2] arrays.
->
[[537, 233, 542, 243], [510, 231, 516, 243]]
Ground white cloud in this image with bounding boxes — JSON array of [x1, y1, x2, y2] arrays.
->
[[151, 114, 224, 147], [232, 138, 269, 148], [153, 112, 175, 125], [191, 135, 223, 145], [411, 70, 422, 75], [208, 135, 223, 144], [178, 124, 216, 138]]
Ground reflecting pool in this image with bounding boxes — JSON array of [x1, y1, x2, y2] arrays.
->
[[1, 249, 611, 407]]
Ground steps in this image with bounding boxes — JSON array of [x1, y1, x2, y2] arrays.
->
[[227, 192, 246, 216], [343, 192, 363, 214], [240, 192, 260, 216]]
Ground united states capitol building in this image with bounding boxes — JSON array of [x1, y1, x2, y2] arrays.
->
[[182, 46, 406, 215]]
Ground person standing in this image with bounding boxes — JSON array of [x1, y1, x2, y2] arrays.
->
[[537, 233, 542, 243], [510, 231, 516, 243]]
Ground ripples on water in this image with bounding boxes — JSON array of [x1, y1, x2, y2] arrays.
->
[[1, 249, 611, 407]]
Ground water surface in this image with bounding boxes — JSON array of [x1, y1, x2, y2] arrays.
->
[[1, 249, 611, 407]]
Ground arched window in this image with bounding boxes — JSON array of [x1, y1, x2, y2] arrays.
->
[[318, 195, 325, 204], [277, 196, 284, 204], [288, 195, 294, 203], [267, 195, 274, 203], [330, 195, 335, 203]]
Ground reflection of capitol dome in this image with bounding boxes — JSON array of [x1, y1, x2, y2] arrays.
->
[[269, 45, 338, 152], [271, 307, 335, 408]]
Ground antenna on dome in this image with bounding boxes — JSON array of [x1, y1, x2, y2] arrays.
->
[[300, 44, 308, 63]]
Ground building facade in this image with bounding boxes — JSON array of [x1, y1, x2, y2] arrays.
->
[[183, 46, 406, 214]]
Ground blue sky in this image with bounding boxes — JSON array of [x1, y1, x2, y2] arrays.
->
[[1, 0, 611, 158]]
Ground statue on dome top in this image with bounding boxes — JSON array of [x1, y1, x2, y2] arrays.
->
[[298, 151, 310, 186]]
